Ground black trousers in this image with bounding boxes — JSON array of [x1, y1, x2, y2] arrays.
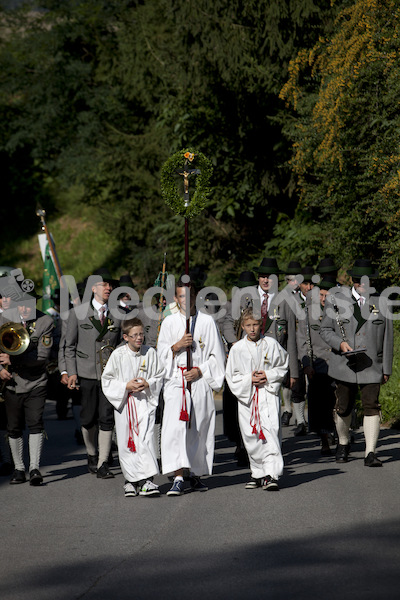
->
[[4, 386, 47, 438], [307, 373, 335, 434], [334, 381, 381, 417], [291, 364, 306, 404], [80, 378, 114, 431]]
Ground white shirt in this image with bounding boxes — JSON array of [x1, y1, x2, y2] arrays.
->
[[92, 298, 108, 320]]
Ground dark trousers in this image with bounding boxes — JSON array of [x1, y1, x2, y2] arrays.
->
[[307, 374, 335, 434], [291, 365, 306, 404], [80, 378, 114, 431], [334, 381, 381, 417], [223, 381, 241, 445], [4, 386, 47, 438]]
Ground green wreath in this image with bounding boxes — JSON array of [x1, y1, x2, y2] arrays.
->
[[160, 148, 213, 218]]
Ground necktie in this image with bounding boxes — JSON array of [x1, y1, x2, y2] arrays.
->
[[99, 306, 106, 325], [261, 294, 269, 319]]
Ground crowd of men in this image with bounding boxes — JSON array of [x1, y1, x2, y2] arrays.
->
[[0, 256, 393, 494]]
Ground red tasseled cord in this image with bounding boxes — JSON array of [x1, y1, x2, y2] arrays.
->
[[250, 387, 266, 442], [127, 393, 139, 452], [178, 366, 190, 421]]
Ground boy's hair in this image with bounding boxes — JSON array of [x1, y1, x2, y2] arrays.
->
[[175, 279, 197, 297], [241, 307, 262, 323], [122, 317, 143, 335]]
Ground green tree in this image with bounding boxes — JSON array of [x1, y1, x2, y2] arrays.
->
[[280, 0, 400, 284]]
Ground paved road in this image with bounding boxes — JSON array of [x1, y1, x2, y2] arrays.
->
[[1, 397, 399, 600]]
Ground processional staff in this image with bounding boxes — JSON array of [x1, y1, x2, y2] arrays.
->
[[161, 149, 213, 408]]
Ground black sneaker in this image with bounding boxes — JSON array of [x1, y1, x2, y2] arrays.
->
[[245, 477, 262, 489], [262, 476, 279, 491]]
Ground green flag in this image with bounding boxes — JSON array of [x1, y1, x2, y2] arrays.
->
[[42, 243, 59, 313]]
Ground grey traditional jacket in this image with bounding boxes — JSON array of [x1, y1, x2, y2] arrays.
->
[[296, 294, 331, 375], [0, 309, 54, 393], [320, 291, 393, 384], [264, 293, 299, 379], [64, 302, 122, 380]]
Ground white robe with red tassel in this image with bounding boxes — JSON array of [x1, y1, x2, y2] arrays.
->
[[101, 344, 164, 482], [226, 336, 289, 480], [157, 311, 226, 476]]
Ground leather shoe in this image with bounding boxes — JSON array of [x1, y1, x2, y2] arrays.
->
[[88, 454, 98, 474], [96, 462, 114, 479], [364, 452, 382, 467], [294, 423, 307, 436], [336, 444, 350, 463], [281, 411, 292, 427], [10, 469, 26, 484], [29, 469, 43, 486]]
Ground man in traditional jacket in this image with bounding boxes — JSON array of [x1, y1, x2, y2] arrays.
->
[[297, 275, 337, 454], [320, 260, 393, 466], [0, 286, 54, 485], [65, 268, 122, 478]]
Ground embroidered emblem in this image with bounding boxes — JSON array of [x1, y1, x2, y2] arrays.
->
[[42, 335, 52, 347], [199, 336, 205, 350]]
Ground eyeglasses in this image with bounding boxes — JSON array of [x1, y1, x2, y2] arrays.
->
[[127, 333, 144, 339]]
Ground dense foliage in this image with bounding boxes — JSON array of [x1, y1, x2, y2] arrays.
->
[[0, 0, 335, 286]]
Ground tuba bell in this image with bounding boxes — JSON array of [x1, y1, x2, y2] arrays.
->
[[0, 322, 30, 401], [0, 322, 31, 355]]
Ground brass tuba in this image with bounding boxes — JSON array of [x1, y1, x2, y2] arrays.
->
[[0, 322, 30, 355], [97, 340, 115, 372], [0, 322, 30, 401]]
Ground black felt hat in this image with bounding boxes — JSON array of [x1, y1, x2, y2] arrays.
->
[[316, 257, 339, 274], [319, 275, 338, 290], [119, 274, 135, 289], [256, 257, 281, 276], [348, 259, 378, 279], [236, 271, 257, 288], [301, 266, 315, 282], [92, 268, 118, 286], [285, 261, 302, 275]]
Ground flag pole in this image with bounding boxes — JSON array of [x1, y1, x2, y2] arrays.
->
[[36, 208, 64, 287]]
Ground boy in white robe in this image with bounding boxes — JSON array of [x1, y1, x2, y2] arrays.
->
[[102, 318, 164, 497], [226, 308, 289, 490], [157, 281, 226, 496]]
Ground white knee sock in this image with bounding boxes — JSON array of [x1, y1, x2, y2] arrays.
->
[[82, 426, 97, 456], [97, 429, 112, 467], [9, 437, 24, 471], [364, 415, 380, 456], [29, 432, 44, 471], [281, 387, 292, 412], [334, 412, 352, 445], [292, 401, 306, 425]]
